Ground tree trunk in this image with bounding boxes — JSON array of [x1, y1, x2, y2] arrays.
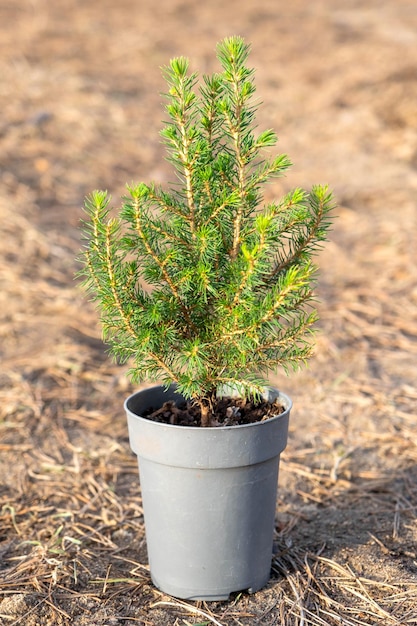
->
[[199, 391, 215, 427], [200, 402, 210, 427]]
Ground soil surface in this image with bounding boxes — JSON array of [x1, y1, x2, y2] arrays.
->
[[1, 1, 417, 625], [143, 398, 286, 427]]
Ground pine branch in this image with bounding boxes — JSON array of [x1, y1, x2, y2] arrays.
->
[[217, 38, 255, 260], [146, 184, 188, 220], [230, 230, 268, 309], [163, 58, 199, 234], [267, 185, 334, 283], [220, 265, 314, 344], [247, 153, 292, 193], [129, 191, 197, 334]]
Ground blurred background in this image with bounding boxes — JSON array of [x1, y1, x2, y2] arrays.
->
[[1, 1, 417, 624], [2, 0, 417, 414]]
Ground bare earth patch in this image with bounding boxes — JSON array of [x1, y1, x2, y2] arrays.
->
[[1, 1, 417, 624]]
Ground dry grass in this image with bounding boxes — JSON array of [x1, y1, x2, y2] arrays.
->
[[1, 0, 417, 624], [0, 155, 416, 626]]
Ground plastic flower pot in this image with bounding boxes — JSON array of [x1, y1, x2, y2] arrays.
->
[[125, 384, 291, 601]]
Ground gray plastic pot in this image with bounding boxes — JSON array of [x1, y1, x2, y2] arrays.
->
[[125, 384, 291, 601]]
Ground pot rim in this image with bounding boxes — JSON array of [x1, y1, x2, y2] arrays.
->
[[124, 384, 292, 433]]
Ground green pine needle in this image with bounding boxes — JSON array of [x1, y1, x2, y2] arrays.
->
[[78, 35, 335, 420]]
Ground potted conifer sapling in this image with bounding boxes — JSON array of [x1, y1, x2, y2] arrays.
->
[[79, 36, 334, 601]]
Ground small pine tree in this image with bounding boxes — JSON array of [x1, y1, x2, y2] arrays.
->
[[80, 36, 334, 426]]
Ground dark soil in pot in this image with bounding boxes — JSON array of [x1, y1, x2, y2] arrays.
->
[[142, 395, 286, 427]]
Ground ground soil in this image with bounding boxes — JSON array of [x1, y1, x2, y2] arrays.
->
[[1, 1, 417, 624]]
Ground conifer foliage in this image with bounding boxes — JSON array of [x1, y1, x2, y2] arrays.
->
[[80, 36, 334, 426]]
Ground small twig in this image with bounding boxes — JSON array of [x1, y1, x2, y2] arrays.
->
[[285, 573, 307, 625], [330, 446, 356, 481], [150, 600, 225, 626], [368, 532, 391, 555]]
